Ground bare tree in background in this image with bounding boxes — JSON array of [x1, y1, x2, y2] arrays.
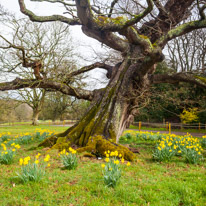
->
[[166, 28, 206, 73], [0, 10, 80, 125], [0, 0, 206, 160]]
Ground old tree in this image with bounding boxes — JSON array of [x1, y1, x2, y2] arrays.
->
[[0, 0, 206, 160]]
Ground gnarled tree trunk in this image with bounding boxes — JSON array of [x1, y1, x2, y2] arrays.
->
[[39, 48, 161, 161]]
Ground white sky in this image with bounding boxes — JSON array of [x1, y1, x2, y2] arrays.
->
[[0, 0, 108, 88], [0, 0, 103, 60]]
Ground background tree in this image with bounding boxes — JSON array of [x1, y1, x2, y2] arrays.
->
[[0, 9, 79, 125], [0, 0, 206, 160], [40, 92, 72, 122], [39, 92, 90, 121]]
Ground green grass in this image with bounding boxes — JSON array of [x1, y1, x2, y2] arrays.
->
[[0, 126, 206, 206], [129, 125, 206, 134], [0, 125, 67, 135]]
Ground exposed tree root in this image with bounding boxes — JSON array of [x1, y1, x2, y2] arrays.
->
[[38, 134, 136, 161]]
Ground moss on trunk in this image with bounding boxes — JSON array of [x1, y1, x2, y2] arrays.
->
[[39, 58, 137, 161]]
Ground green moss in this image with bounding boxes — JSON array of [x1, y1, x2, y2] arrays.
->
[[82, 152, 96, 158], [52, 142, 71, 150], [38, 135, 58, 147], [76, 135, 136, 161], [95, 15, 127, 26], [195, 75, 206, 83], [139, 34, 149, 39]]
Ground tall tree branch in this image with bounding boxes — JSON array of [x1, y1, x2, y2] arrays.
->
[[82, 26, 129, 52], [140, 0, 194, 43], [18, 0, 81, 25], [75, 0, 153, 31], [150, 73, 206, 89], [0, 78, 94, 100], [157, 19, 206, 47], [66, 62, 113, 79], [108, 0, 119, 18]]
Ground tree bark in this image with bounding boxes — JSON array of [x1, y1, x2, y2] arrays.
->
[[39, 49, 157, 161]]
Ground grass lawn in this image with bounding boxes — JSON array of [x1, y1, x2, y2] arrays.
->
[[0, 126, 206, 206], [0, 125, 67, 136]]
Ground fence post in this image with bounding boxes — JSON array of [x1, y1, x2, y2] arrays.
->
[[169, 123, 171, 134], [199, 122, 201, 130], [166, 122, 168, 130], [139, 121, 141, 131]]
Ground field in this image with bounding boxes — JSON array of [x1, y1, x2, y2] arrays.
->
[[0, 125, 206, 206]]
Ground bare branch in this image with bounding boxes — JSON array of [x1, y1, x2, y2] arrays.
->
[[140, 0, 195, 43], [150, 73, 206, 89], [0, 78, 94, 101], [157, 19, 206, 47], [18, 0, 81, 25], [30, 0, 76, 7], [66, 62, 113, 78], [197, 0, 206, 20], [82, 26, 129, 52], [108, 0, 119, 18]]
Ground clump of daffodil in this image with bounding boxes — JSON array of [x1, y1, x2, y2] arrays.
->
[[101, 150, 131, 188], [0, 132, 11, 142], [17, 153, 50, 183], [201, 135, 206, 148], [153, 133, 203, 164], [59, 147, 78, 170], [0, 142, 20, 165], [35, 128, 54, 141]]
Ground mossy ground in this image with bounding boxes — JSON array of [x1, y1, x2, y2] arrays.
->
[[0, 125, 206, 206]]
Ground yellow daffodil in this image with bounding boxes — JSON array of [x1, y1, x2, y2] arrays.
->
[[127, 162, 131, 166], [105, 158, 110, 162], [19, 158, 23, 166], [101, 164, 105, 168], [44, 154, 50, 162], [35, 160, 39, 164], [114, 160, 119, 165]]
